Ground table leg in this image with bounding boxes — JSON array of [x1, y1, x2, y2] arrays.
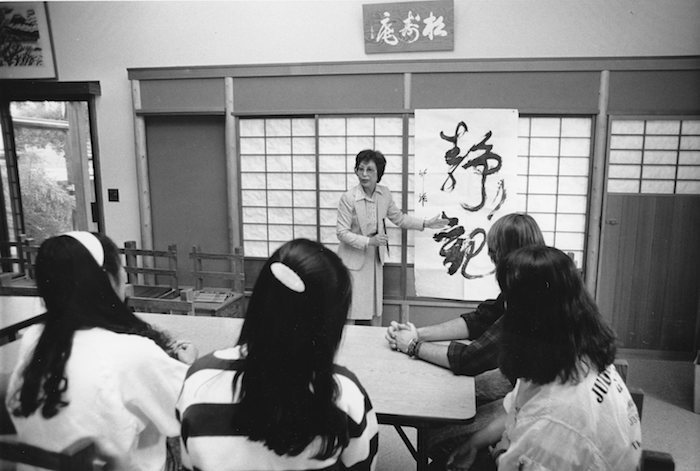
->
[[392, 425, 429, 470], [393, 425, 418, 462], [416, 426, 429, 471]]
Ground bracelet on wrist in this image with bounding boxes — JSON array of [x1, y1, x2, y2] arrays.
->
[[413, 340, 423, 358], [407, 338, 423, 358], [406, 338, 416, 356]]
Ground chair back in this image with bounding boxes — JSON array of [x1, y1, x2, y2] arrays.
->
[[121, 241, 179, 290], [190, 245, 244, 292], [614, 359, 674, 471], [0, 238, 39, 296], [23, 243, 40, 280], [0, 240, 27, 276], [126, 296, 195, 316], [0, 436, 98, 470], [641, 450, 675, 471]]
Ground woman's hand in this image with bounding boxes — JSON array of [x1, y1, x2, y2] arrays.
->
[[172, 340, 199, 365], [385, 321, 399, 350], [393, 322, 419, 354], [446, 440, 479, 471], [424, 214, 450, 229], [368, 233, 389, 247]]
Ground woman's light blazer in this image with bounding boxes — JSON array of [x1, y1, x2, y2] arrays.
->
[[336, 184, 424, 270]]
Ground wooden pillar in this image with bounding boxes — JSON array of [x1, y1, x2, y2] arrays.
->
[[586, 70, 610, 298], [65, 102, 91, 230], [225, 77, 242, 253], [130, 80, 154, 252], [400, 72, 412, 301]]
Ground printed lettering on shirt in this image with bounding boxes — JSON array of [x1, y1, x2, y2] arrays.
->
[[627, 399, 640, 427], [591, 368, 622, 404]]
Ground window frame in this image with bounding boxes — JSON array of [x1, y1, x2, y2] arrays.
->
[[0, 81, 103, 248]]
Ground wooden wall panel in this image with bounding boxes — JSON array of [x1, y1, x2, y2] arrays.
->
[[598, 194, 700, 351], [232, 74, 404, 113], [145, 116, 228, 284], [609, 70, 700, 114], [411, 71, 600, 112], [139, 78, 225, 112]]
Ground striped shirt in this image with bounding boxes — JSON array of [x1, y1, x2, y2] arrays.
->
[[176, 346, 378, 471]]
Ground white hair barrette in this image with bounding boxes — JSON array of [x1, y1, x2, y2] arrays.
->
[[64, 231, 104, 267], [270, 262, 306, 293]]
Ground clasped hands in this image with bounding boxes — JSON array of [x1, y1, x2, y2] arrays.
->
[[385, 320, 418, 354]]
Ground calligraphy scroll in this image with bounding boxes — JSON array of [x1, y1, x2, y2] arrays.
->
[[414, 109, 521, 300]]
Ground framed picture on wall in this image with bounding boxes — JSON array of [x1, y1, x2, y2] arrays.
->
[[0, 2, 56, 79]]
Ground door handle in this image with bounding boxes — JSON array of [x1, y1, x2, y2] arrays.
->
[[606, 218, 619, 225]]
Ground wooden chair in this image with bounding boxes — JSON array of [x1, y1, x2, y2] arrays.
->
[[126, 296, 195, 316], [23, 243, 40, 281], [189, 245, 245, 317], [614, 359, 675, 471], [0, 436, 100, 470], [0, 240, 27, 275], [0, 238, 39, 296], [121, 241, 179, 299], [641, 449, 676, 471]]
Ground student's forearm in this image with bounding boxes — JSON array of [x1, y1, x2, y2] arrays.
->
[[414, 341, 451, 369], [417, 317, 469, 342], [471, 413, 506, 449]]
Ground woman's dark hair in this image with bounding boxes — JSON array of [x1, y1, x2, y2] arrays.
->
[[487, 212, 545, 265], [497, 245, 617, 385], [236, 238, 352, 459], [354, 149, 387, 183], [12, 232, 172, 419]]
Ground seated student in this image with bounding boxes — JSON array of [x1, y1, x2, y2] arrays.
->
[[447, 246, 641, 471], [385, 213, 544, 466], [6, 231, 197, 471], [177, 238, 378, 471]]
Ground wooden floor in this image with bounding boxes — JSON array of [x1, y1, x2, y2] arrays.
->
[[626, 358, 700, 471]]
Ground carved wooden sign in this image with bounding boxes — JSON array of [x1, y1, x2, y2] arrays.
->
[[363, 0, 454, 54]]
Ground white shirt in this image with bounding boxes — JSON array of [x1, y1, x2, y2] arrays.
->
[[6, 324, 188, 471], [497, 364, 642, 470]]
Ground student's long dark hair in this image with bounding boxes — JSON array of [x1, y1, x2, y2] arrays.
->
[[236, 238, 352, 459], [12, 232, 172, 419], [497, 245, 617, 385]]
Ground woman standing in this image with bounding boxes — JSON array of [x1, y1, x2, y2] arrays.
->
[[337, 149, 446, 325], [176, 239, 378, 470], [6, 232, 196, 471]]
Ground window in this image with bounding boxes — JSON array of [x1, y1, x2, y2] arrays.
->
[[239, 114, 593, 268], [240, 117, 317, 257], [1, 82, 102, 266], [607, 118, 700, 195], [240, 115, 412, 260], [518, 117, 593, 266]]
